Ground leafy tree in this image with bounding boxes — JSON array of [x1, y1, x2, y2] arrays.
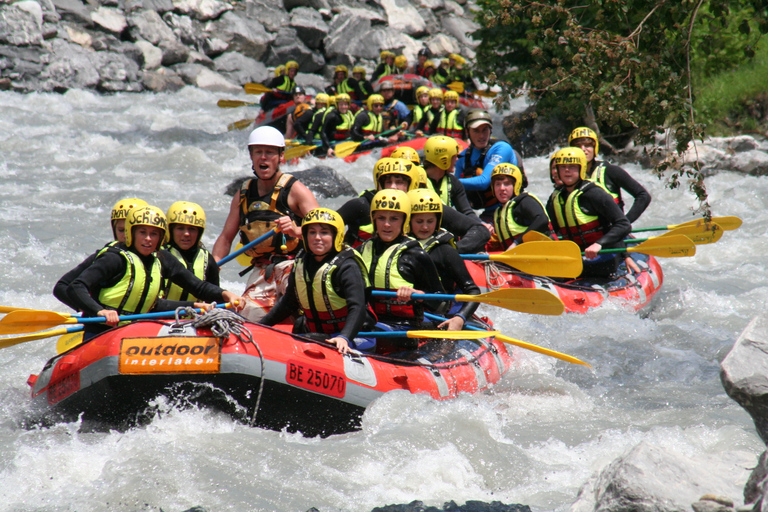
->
[[472, 0, 766, 214]]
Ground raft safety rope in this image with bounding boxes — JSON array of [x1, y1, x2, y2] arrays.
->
[[479, 260, 506, 290], [173, 306, 266, 427]]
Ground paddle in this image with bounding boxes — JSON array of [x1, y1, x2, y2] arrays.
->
[[0, 303, 235, 336], [217, 99, 258, 108], [461, 241, 583, 278], [358, 330, 500, 340], [285, 144, 319, 160], [626, 223, 723, 246], [0, 305, 34, 314], [334, 127, 404, 158], [243, 82, 272, 95], [56, 331, 84, 354], [593, 234, 695, 258], [632, 216, 741, 233], [423, 312, 590, 367], [218, 229, 278, 266], [447, 81, 464, 94], [227, 118, 255, 131], [0, 326, 84, 350], [521, 231, 554, 243], [474, 89, 497, 98], [370, 288, 564, 316]]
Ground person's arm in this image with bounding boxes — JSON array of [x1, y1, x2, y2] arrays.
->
[[514, 195, 552, 240], [204, 250, 220, 286], [54, 251, 98, 310], [320, 111, 337, 151], [338, 197, 371, 245], [442, 205, 490, 253], [582, 188, 631, 248], [398, 247, 445, 312], [448, 175, 479, 219], [351, 111, 369, 141], [332, 258, 369, 342], [459, 142, 517, 191], [67, 251, 126, 317], [212, 193, 241, 261], [431, 244, 480, 329], [603, 163, 652, 224], [286, 180, 319, 227]]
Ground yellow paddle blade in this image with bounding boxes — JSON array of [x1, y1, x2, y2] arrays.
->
[[334, 141, 362, 158], [662, 223, 723, 245], [497, 334, 591, 367], [284, 144, 317, 160], [56, 332, 84, 354], [405, 330, 500, 340], [521, 231, 553, 243], [454, 288, 564, 316], [243, 82, 271, 95], [474, 89, 497, 98], [217, 99, 257, 108], [0, 305, 33, 314], [227, 118, 255, 131], [672, 216, 741, 231], [0, 310, 77, 335], [490, 241, 583, 278], [447, 81, 464, 94], [628, 235, 695, 257], [232, 242, 255, 267], [0, 327, 79, 350]]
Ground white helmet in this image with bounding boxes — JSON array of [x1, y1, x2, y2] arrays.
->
[[247, 126, 285, 148]]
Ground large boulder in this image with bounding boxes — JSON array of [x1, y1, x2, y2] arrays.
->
[[265, 27, 324, 73], [171, 0, 231, 21], [213, 52, 267, 86], [245, 0, 289, 33], [290, 7, 329, 50], [379, 0, 426, 37], [90, 6, 127, 35], [51, 0, 92, 25], [127, 9, 177, 45], [38, 38, 100, 91], [207, 11, 273, 61], [171, 62, 240, 92], [0, 1, 44, 46], [93, 50, 143, 92]]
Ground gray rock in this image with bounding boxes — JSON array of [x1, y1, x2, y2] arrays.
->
[[284, 0, 331, 9], [439, 14, 479, 49], [295, 72, 326, 94], [39, 38, 100, 91], [90, 34, 143, 65], [135, 40, 163, 69], [290, 7, 328, 50], [208, 11, 273, 61], [123, 0, 174, 14], [0, 1, 44, 46], [323, 10, 374, 60], [745, 450, 768, 509], [163, 12, 206, 48], [171, 62, 240, 92], [266, 27, 324, 73], [245, 0, 289, 33], [51, 0, 92, 25], [729, 135, 760, 153], [127, 9, 177, 45], [380, 0, 426, 37], [90, 6, 126, 34], [141, 67, 185, 91], [722, 314, 768, 445], [728, 150, 768, 176], [170, 0, 231, 22], [94, 50, 142, 91], [213, 51, 267, 86], [159, 38, 189, 66]]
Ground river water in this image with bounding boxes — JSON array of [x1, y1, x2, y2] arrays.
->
[[0, 87, 765, 512]]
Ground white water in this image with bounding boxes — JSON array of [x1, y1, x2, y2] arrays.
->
[[0, 88, 764, 512]]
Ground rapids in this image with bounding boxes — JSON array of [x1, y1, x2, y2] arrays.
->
[[0, 87, 764, 511]]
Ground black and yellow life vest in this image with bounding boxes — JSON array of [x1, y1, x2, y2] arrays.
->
[[238, 175, 300, 258], [294, 248, 370, 335], [98, 246, 163, 317], [356, 110, 383, 137], [416, 228, 455, 253], [493, 192, 549, 249], [411, 104, 428, 126], [360, 238, 421, 319], [275, 75, 295, 94], [162, 246, 212, 301], [549, 182, 607, 248], [332, 111, 355, 140], [436, 109, 463, 139], [586, 162, 620, 204]]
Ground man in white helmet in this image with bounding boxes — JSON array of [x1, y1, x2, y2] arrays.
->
[[213, 126, 319, 321]]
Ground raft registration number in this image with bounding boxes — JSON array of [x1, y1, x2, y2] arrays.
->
[[286, 359, 346, 398]]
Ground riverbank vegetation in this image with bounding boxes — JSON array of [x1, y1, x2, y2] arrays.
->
[[472, 0, 767, 212]]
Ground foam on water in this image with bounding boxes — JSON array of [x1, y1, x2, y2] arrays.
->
[[0, 88, 765, 511]]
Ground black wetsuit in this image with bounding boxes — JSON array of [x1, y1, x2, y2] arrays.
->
[[423, 237, 480, 321], [589, 160, 652, 223], [428, 172, 477, 219]]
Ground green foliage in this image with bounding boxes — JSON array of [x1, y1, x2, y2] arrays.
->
[[472, 0, 767, 213]]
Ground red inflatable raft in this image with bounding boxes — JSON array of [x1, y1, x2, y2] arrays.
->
[[26, 318, 512, 436], [465, 253, 664, 314]]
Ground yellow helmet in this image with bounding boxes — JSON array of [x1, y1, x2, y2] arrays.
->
[[390, 146, 421, 166], [370, 189, 410, 235], [327, 95, 337, 107], [301, 207, 346, 253], [352, 66, 366, 78], [407, 188, 443, 231], [111, 198, 148, 239], [166, 201, 206, 245], [490, 163, 524, 196], [314, 93, 330, 105], [375, 157, 420, 191], [285, 60, 299, 71], [380, 50, 395, 61], [568, 126, 599, 156], [424, 60, 435, 69], [334, 64, 348, 77], [367, 94, 384, 110], [125, 205, 169, 249], [428, 87, 444, 99], [335, 93, 351, 104], [415, 86, 430, 98], [443, 90, 459, 102], [424, 135, 460, 171], [416, 166, 429, 189], [553, 147, 588, 180], [274, 64, 285, 77], [394, 55, 407, 68]]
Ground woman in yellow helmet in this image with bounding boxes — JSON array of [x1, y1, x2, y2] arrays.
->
[[261, 208, 375, 354], [260, 60, 299, 111], [411, 88, 444, 135], [394, 55, 409, 74], [68, 205, 244, 340], [301, 92, 330, 145], [319, 93, 355, 157], [435, 90, 464, 139], [408, 86, 431, 136], [374, 51, 396, 81]]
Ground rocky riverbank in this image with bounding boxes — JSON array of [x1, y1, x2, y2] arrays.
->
[[0, 0, 480, 94]]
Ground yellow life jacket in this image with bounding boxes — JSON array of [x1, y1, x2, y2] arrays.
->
[[416, 228, 455, 253], [436, 109, 463, 138], [549, 182, 606, 248], [586, 162, 620, 204], [493, 192, 548, 248], [360, 238, 421, 319], [294, 248, 370, 334], [98, 247, 163, 317], [332, 111, 355, 140], [357, 110, 383, 136], [163, 246, 211, 301], [238, 174, 300, 258]]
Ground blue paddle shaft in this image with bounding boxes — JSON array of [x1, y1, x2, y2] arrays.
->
[[218, 229, 277, 266], [370, 290, 453, 301], [79, 303, 230, 324]]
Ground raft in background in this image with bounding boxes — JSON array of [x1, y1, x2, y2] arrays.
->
[[465, 253, 664, 314], [25, 318, 512, 437]]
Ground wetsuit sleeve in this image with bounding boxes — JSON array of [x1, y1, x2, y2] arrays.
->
[[459, 142, 517, 191], [448, 175, 479, 219], [580, 187, 632, 247], [514, 195, 552, 240], [441, 205, 490, 253], [603, 162, 651, 224], [331, 258, 370, 341], [205, 252, 220, 287], [292, 109, 314, 140], [338, 196, 372, 244], [159, 251, 226, 304], [54, 251, 98, 310], [67, 251, 127, 317], [399, 246, 446, 311], [430, 244, 480, 320], [320, 111, 339, 150], [351, 111, 369, 141], [261, 272, 299, 326]]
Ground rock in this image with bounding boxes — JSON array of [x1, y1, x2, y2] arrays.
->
[[127, 9, 177, 45], [124, 0, 175, 13], [90, 6, 127, 35], [208, 11, 273, 61], [569, 442, 740, 512], [439, 14, 479, 49], [295, 72, 327, 94], [423, 33, 461, 58], [163, 12, 206, 48], [380, 0, 427, 37], [729, 135, 760, 153], [213, 51, 267, 86], [159, 38, 190, 66], [245, 0, 289, 34], [94, 50, 142, 92], [171, 62, 240, 92], [728, 150, 768, 176], [265, 27, 325, 73], [171, 0, 232, 21], [224, 167, 357, 199], [135, 40, 163, 69], [0, 1, 44, 46], [290, 7, 329, 50], [39, 39, 100, 92], [284, 0, 331, 9], [745, 450, 768, 508], [323, 10, 375, 60], [141, 67, 185, 91], [721, 314, 768, 445], [51, 0, 93, 25]]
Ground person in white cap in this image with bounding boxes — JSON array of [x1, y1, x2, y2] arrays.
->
[[213, 126, 319, 321]]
